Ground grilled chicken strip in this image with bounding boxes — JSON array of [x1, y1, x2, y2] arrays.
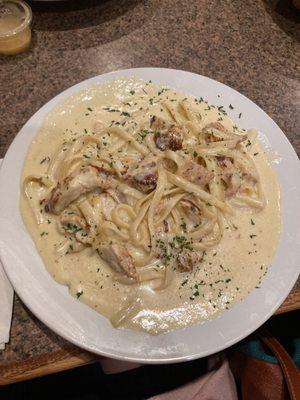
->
[[217, 156, 241, 197], [59, 210, 90, 243], [98, 243, 137, 280], [124, 158, 158, 193], [181, 160, 214, 188], [151, 116, 183, 151], [44, 165, 115, 214], [203, 122, 246, 143]]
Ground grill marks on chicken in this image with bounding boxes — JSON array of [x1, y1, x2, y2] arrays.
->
[[59, 210, 90, 244], [151, 116, 184, 151], [44, 165, 115, 214], [98, 243, 137, 280], [124, 158, 158, 193], [181, 160, 214, 188], [216, 155, 258, 198]]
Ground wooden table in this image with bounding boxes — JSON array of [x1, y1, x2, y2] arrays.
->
[[0, 0, 299, 387], [1, 292, 299, 386]]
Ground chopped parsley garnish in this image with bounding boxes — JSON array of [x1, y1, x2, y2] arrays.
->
[[157, 88, 169, 96], [138, 130, 150, 140], [156, 235, 193, 264], [121, 111, 131, 117], [64, 223, 82, 233], [103, 107, 120, 113], [217, 106, 227, 115], [229, 104, 234, 109], [251, 219, 255, 225], [180, 221, 187, 232], [76, 290, 83, 299], [130, 90, 135, 95], [173, 235, 193, 250], [40, 157, 48, 164]]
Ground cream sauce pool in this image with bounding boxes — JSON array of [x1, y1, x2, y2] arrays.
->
[[20, 77, 281, 334]]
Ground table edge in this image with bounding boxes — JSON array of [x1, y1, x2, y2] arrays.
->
[[0, 290, 299, 386]]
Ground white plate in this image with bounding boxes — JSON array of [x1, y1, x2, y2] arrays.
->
[[0, 68, 299, 363]]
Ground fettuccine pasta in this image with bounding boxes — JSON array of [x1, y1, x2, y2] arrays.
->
[[20, 77, 280, 334]]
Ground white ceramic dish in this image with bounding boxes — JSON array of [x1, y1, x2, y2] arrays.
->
[[0, 68, 299, 363]]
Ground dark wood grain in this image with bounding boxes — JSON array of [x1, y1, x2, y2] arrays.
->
[[0, 347, 100, 386], [275, 291, 300, 315]]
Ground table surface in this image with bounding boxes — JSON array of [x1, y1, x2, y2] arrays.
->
[[0, 0, 299, 386]]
